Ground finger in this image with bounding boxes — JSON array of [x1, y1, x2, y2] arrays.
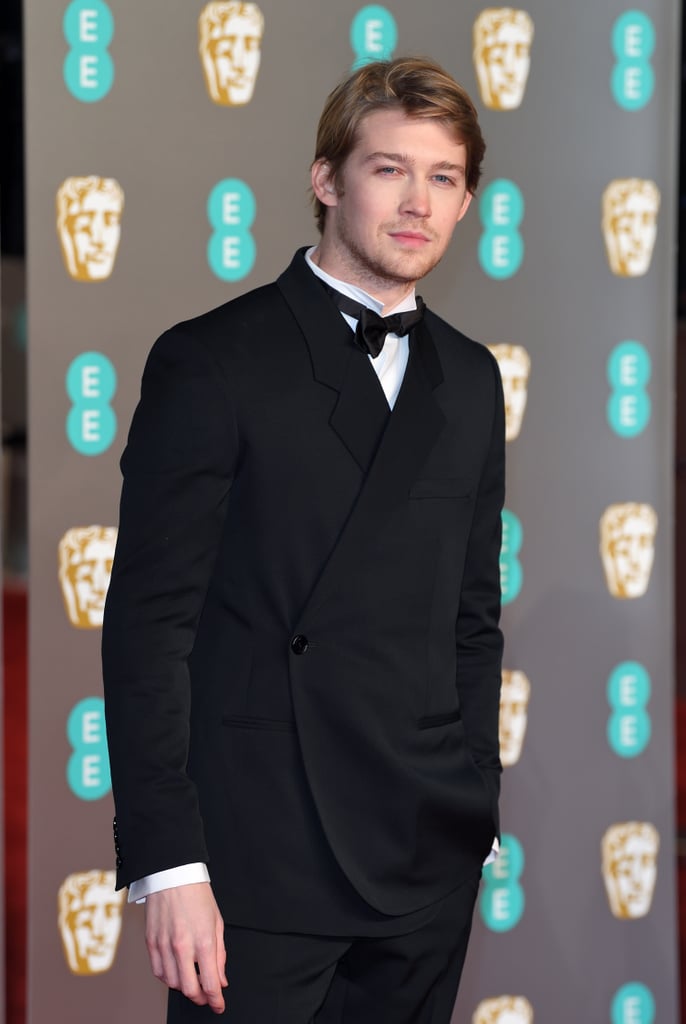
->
[[176, 950, 208, 1007], [197, 948, 226, 1014], [146, 931, 181, 992], [146, 941, 168, 987], [216, 919, 228, 988]]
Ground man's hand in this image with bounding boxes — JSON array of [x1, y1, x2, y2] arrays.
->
[[145, 882, 227, 1014]]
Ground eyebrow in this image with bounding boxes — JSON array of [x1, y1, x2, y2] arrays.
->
[[363, 151, 465, 174]]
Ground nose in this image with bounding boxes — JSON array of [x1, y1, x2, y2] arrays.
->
[[399, 177, 431, 219]]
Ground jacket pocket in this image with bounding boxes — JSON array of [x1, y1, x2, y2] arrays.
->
[[409, 478, 471, 499], [418, 709, 462, 729], [222, 714, 296, 733]]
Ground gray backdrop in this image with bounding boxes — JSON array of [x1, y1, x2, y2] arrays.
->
[[25, 1, 679, 1021]]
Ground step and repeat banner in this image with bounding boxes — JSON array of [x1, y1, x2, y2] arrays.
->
[[25, 2, 679, 1021]]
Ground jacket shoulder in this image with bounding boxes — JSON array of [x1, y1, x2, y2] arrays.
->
[[171, 281, 286, 344], [424, 308, 499, 377]]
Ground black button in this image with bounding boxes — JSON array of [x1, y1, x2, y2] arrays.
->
[[291, 634, 309, 655]]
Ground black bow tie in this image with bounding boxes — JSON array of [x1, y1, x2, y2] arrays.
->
[[324, 284, 425, 359]]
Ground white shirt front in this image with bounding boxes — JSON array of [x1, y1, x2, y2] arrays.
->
[[304, 245, 417, 409]]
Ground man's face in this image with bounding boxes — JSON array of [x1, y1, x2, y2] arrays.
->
[[67, 882, 123, 973], [208, 13, 261, 105], [314, 109, 472, 294], [65, 189, 121, 280], [70, 538, 114, 625]]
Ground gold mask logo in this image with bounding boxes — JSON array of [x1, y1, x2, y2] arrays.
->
[[58, 526, 117, 629], [473, 995, 534, 1024], [199, 2, 265, 107], [473, 8, 534, 111], [599, 502, 657, 599], [499, 670, 530, 767], [58, 869, 125, 975], [601, 821, 659, 920], [56, 177, 124, 282], [602, 178, 660, 277], [487, 344, 530, 441]]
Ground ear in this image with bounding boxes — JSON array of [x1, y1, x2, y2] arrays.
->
[[456, 191, 473, 222], [311, 159, 339, 208]]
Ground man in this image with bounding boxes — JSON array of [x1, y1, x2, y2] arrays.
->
[[103, 56, 505, 1022]]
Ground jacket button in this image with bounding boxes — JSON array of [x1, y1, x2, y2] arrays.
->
[[291, 634, 309, 655]]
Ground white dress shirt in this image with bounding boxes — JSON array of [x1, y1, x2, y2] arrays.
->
[[128, 251, 496, 904]]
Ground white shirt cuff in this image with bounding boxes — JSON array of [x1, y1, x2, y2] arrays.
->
[[128, 863, 210, 904], [483, 835, 500, 866]]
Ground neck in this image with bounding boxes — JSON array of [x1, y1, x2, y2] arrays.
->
[[310, 242, 416, 315]]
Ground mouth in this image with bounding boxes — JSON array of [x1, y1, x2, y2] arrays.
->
[[388, 231, 431, 247]]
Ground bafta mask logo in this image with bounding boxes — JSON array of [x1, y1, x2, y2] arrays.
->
[[601, 822, 659, 920], [602, 179, 660, 277], [56, 176, 124, 282], [199, 2, 265, 107], [499, 669, 530, 767], [473, 995, 534, 1024], [58, 526, 117, 628], [599, 502, 657, 599], [473, 8, 534, 110], [488, 344, 530, 441], [58, 869, 125, 975]]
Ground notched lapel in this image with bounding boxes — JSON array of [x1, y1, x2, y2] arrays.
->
[[277, 250, 390, 472], [329, 352, 390, 472]]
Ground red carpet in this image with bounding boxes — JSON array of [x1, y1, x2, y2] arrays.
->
[[4, 585, 27, 1024], [1, 587, 684, 1020]]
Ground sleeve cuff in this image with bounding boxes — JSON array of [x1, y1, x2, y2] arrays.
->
[[128, 863, 210, 904], [483, 835, 500, 867]]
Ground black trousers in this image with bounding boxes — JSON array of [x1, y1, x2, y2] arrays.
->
[[167, 871, 481, 1024]]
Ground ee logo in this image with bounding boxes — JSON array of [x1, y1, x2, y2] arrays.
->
[[350, 6, 397, 69], [66, 352, 117, 456], [480, 832, 525, 931], [607, 661, 651, 758], [611, 983, 655, 1024], [207, 178, 256, 282], [611, 11, 655, 111], [479, 180, 524, 279], [607, 341, 651, 437], [500, 509, 523, 605], [67, 697, 111, 800], [63, 0, 114, 102]]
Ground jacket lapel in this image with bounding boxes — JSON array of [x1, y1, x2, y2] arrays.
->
[[299, 317, 447, 623], [277, 250, 390, 472]]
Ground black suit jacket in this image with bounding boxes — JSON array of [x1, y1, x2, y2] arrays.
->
[[102, 248, 505, 935]]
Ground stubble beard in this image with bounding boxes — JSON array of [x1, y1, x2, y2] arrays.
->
[[335, 210, 443, 293]]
